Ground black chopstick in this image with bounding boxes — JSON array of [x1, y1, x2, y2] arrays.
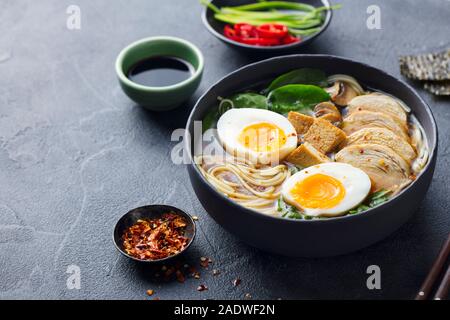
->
[[433, 265, 450, 300], [415, 233, 450, 300]]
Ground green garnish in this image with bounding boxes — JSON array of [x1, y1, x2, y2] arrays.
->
[[349, 190, 392, 215], [267, 84, 330, 114], [202, 107, 218, 132], [288, 165, 303, 175], [201, 69, 331, 130], [266, 68, 328, 93], [226, 93, 268, 109], [277, 198, 304, 220]]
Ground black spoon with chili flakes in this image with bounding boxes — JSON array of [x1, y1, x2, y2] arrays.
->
[[113, 205, 196, 263]]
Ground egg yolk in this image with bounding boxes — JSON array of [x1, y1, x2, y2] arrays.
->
[[238, 122, 286, 152], [290, 173, 346, 209]]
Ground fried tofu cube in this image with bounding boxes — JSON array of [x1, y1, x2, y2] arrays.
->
[[303, 118, 346, 153], [286, 142, 330, 168], [287, 111, 315, 135]]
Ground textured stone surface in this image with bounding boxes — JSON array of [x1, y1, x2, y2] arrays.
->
[[0, 0, 449, 300]]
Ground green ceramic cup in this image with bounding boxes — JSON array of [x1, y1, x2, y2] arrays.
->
[[115, 36, 204, 111]]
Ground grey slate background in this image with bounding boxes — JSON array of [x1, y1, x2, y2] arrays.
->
[[0, 0, 449, 300]]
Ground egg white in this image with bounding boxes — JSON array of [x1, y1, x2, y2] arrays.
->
[[216, 108, 297, 165], [281, 162, 371, 217]]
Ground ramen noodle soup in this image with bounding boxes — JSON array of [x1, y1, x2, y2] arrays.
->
[[195, 69, 429, 219]]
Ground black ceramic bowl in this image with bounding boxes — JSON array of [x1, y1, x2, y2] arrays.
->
[[113, 205, 196, 263], [186, 54, 438, 257], [202, 0, 332, 53]]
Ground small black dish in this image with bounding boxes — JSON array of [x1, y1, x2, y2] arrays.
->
[[202, 0, 333, 53], [113, 205, 196, 263]]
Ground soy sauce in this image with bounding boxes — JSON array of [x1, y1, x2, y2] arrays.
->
[[127, 56, 194, 87]]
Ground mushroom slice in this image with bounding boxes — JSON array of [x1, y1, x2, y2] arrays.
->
[[347, 93, 408, 124], [343, 128, 416, 163], [325, 81, 359, 107], [335, 143, 412, 193], [314, 102, 342, 125], [342, 111, 410, 142]]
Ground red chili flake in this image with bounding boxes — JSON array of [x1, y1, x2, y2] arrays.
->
[[200, 257, 211, 268], [188, 266, 201, 279], [121, 212, 189, 261], [146, 289, 154, 296], [197, 284, 208, 292], [176, 270, 185, 283], [232, 278, 241, 287], [359, 149, 364, 154], [188, 266, 197, 273], [164, 266, 176, 278]]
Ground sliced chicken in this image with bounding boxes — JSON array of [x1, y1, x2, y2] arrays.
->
[[347, 93, 408, 124], [314, 102, 342, 125], [335, 144, 412, 193], [342, 128, 416, 163], [341, 110, 410, 142]]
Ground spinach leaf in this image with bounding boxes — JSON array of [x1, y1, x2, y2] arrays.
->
[[228, 93, 268, 109], [266, 68, 328, 93], [267, 84, 330, 114], [202, 108, 218, 132]]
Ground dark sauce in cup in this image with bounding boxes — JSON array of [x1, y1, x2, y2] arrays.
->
[[127, 56, 194, 87]]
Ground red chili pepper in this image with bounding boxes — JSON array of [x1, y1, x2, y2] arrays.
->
[[224, 24, 237, 39], [256, 23, 288, 38], [234, 23, 258, 38], [282, 34, 301, 45], [238, 37, 281, 46], [223, 23, 300, 47]]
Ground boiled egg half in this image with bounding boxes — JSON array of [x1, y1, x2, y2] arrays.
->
[[281, 163, 371, 217], [217, 108, 297, 164]]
